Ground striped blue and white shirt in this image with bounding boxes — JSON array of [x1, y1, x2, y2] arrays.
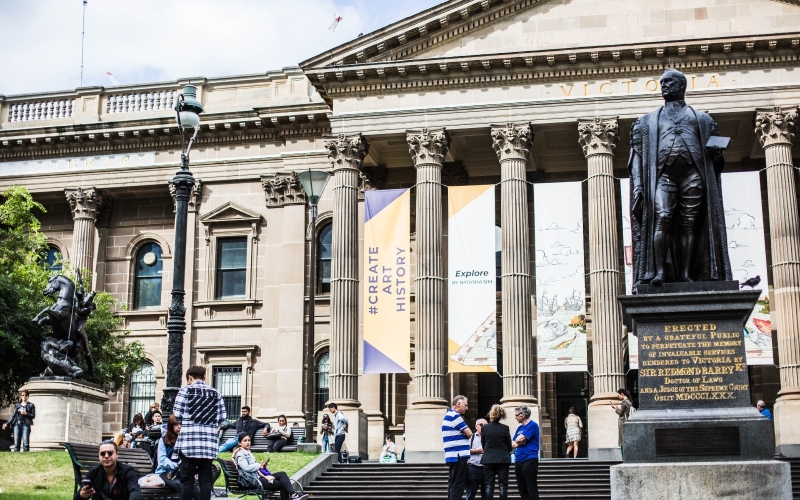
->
[[442, 409, 469, 463]]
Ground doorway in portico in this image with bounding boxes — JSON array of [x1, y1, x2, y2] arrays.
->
[[555, 371, 589, 458]]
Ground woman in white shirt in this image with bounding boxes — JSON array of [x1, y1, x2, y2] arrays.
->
[[380, 435, 397, 463], [265, 414, 292, 452]]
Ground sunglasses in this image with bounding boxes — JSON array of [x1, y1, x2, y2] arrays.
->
[[99, 451, 115, 457]]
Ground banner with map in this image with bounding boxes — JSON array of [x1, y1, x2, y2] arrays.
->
[[619, 178, 638, 369], [721, 172, 774, 365], [447, 185, 497, 373], [533, 182, 588, 372], [363, 189, 411, 373]]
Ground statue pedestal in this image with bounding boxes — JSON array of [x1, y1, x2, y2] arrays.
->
[[614, 284, 790, 498], [21, 378, 108, 450]]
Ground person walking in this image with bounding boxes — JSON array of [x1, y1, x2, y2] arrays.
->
[[75, 441, 141, 500], [564, 407, 583, 458], [319, 413, 333, 453], [466, 419, 487, 500], [512, 405, 540, 500], [328, 403, 349, 463], [611, 388, 632, 451], [2, 389, 35, 452], [443, 395, 473, 500], [173, 365, 227, 500], [481, 405, 512, 500]]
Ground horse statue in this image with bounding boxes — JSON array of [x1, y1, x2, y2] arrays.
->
[[32, 271, 96, 378]]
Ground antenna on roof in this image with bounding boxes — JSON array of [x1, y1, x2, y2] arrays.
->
[[80, 0, 88, 86]]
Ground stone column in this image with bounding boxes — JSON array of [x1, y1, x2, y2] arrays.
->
[[324, 133, 369, 457], [65, 187, 108, 283], [578, 117, 626, 461], [490, 123, 539, 434], [754, 106, 800, 457], [404, 128, 450, 463]]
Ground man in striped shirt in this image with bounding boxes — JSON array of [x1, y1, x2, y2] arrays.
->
[[442, 395, 473, 500]]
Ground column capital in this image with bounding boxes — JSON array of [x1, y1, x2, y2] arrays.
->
[[577, 117, 619, 158], [260, 173, 306, 208], [324, 133, 370, 171], [491, 122, 533, 162], [754, 106, 799, 149], [407, 128, 450, 167], [169, 178, 202, 212], [65, 187, 108, 221]]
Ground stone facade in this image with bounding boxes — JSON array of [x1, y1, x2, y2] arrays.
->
[[2, 0, 800, 459]]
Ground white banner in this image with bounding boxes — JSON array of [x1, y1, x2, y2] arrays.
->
[[620, 178, 638, 369], [721, 172, 774, 365], [534, 182, 588, 372], [447, 185, 497, 373]]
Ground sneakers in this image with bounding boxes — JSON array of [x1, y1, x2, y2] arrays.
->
[[290, 494, 309, 500]]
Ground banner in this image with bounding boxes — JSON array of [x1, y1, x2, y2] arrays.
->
[[448, 185, 497, 372], [619, 178, 638, 369], [363, 189, 411, 373], [721, 172, 774, 365], [533, 182, 588, 372]]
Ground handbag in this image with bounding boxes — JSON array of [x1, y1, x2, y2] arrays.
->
[[138, 474, 165, 488]]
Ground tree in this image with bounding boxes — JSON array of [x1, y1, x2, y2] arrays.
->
[[0, 186, 147, 408]]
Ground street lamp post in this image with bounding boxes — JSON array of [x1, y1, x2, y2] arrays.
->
[[161, 84, 204, 415], [298, 169, 331, 446]]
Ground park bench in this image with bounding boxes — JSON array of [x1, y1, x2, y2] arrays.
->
[[219, 426, 305, 452], [62, 442, 180, 499], [215, 458, 304, 500]]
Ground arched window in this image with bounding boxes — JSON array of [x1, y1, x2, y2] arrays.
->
[[134, 243, 163, 309], [314, 350, 330, 415], [45, 245, 63, 271], [317, 224, 332, 294], [128, 362, 156, 423]]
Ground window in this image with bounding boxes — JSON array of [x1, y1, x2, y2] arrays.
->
[[128, 363, 156, 423], [317, 224, 332, 294], [134, 243, 163, 309], [45, 245, 63, 271], [495, 226, 502, 292], [213, 366, 242, 418], [314, 350, 330, 415], [216, 237, 247, 299]]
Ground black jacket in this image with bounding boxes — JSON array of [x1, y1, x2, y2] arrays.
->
[[7, 402, 35, 427], [480, 422, 512, 465], [74, 462, 141, 500], [220, 416, 269, 440]]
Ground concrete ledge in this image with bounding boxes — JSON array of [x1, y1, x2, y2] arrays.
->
[[298, 443, 321, 453], [611, 461, 792, 500], [290, 452, 336, 489], [589, 447, 623, 462]]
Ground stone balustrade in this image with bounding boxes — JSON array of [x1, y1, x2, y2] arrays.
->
[[8, 99, 76, 122], [106, 90, 178, 115]]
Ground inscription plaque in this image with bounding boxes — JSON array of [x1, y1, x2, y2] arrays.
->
[[637, 319, 750, 409], [655, 427, 741, 457]]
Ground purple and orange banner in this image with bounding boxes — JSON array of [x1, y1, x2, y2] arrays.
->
[[363, 189, 411, 373]]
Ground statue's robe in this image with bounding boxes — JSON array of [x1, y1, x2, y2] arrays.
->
[[628, 105, 731, 292]]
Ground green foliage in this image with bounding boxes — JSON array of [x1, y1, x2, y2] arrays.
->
[[0, 186, 146, 407]]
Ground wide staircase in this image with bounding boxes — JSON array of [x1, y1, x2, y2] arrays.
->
[[304, 460, 618, 499]]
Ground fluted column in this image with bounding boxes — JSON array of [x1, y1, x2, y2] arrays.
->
[[755, 106, 800, 457], [407, 128, 450, 406], [65, 187, 107, 282], [490, 123, 537, 405], [578, 117, 625, 461], [325, 134, 369, 406]]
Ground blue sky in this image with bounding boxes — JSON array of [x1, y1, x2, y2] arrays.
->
[[0, 0, 443, 96]]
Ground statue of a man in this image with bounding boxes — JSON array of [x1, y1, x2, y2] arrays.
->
[[628, 69, 731, 292]]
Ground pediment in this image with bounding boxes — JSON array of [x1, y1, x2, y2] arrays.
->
[[199, 202, 262, 224], [300, 0, 800, 70]]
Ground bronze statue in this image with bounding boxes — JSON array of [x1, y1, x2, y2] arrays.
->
[[628, 69, 731, 292], [32, 271, 96, 378]]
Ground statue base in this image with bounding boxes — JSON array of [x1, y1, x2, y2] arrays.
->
[[21, 378, 108, 450]]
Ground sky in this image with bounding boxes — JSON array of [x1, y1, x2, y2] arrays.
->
[[0, 0, 443, 96]]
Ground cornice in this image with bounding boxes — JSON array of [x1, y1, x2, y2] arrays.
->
[[306, 33, 800, 104]]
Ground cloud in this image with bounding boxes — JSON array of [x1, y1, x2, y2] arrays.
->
[[540, 223, 564, 231], [727, 213, 758, 231], [742, 259, 755, 267], [0, 0, 442, 95], [728, 240, 748, 249]]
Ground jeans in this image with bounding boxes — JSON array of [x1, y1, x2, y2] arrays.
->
[[178, 453, 213, 500], [448, 457, 468, 500], [466, 463, 486, 500], [483, 463, 509, 500], [259, 471, 297, 500], [334, 434, 346, 463], [514, 459, 539, 500], [321, 434, 330, 453], [13, 424, 31, 452], [219, 436, 238, 453], [266, 436, 288, 452]]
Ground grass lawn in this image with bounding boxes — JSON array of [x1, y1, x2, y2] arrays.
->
[[0, 450, 319, 500]]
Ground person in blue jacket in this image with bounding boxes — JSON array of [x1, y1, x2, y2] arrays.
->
[[511, 405, 539, 500]]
